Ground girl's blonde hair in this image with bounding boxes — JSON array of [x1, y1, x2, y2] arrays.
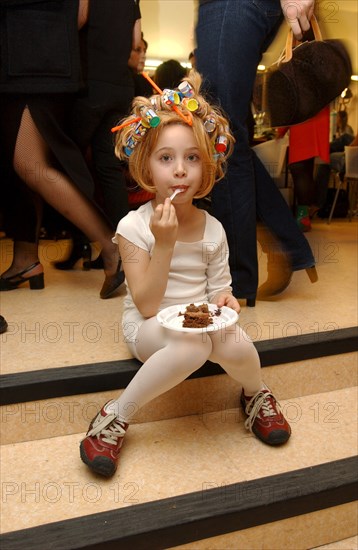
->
[[114, 70, 234, 199]]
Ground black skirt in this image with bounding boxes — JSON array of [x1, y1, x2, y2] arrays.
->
[[0, 93, 95, 199], [0, 94, 97, 242]]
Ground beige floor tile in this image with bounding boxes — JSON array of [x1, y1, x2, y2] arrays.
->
[[200, 387, 358, 479], [1, 388, 357, 534]]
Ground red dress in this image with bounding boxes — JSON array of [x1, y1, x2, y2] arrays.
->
[[279, 106, 330, 165]]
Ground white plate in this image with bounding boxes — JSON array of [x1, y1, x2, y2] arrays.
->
[[156, 302, 239, 333]]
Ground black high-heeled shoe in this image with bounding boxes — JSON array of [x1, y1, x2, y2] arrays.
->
[[54, 241, 92, 271], [0, 315, 8, 333], [89, 255, 104, 270], [0, 262, 45, 291], [100, 261, 125, 299]]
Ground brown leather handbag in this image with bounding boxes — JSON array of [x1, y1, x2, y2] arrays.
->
[[265, 15, 352, 127]]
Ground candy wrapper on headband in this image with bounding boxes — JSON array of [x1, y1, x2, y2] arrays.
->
[[112, 72, 231, 160]]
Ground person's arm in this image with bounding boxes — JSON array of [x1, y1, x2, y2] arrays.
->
[[119, 199, 178, 318], [280, 0, 315, 40]]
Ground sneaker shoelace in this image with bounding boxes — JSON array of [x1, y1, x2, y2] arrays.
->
[[86, 412, 127, 445], [244, 390, 281, 432]]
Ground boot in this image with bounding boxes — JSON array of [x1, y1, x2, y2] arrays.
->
[[257, 226, 293, 299]]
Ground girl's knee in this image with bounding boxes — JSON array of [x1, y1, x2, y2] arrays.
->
[[173, 333, 212, 363]]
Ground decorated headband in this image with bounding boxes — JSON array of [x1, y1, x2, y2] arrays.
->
[[111, 71, 229, 160]]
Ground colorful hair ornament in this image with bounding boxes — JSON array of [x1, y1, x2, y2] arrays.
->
[[215, 135, 228, 153], [141, 71, 193, 126], [140, 107, 160, 128], [142, 71, 162, 95], [111, 115, 141, 133], [178, 81, 194, 98], [112, 71, 233, 162], [182, 97, 199, 112], [162, 89, 180, 106], [124, 136, 136, 157], [204, 116, 217, 133], [134, 120, 148, 137]]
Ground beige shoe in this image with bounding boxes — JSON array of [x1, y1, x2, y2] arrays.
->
[[257, 226, 318, 299], [257, 226, 292, 298]]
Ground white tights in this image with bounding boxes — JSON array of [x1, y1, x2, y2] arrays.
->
[[109, 318, 263, 423]]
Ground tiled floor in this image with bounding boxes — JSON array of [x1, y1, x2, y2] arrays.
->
[[1, 218, 357, 375]]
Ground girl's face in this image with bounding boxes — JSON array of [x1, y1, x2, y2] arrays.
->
[[149, 124, 203, 203]]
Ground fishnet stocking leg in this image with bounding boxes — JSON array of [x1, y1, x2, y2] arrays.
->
[[1, 193, 43, 278], [13, 107, 118, 274], [289, 158, 316, 206]]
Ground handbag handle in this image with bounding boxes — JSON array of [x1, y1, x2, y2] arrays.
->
[[284, 14, 323, 62]]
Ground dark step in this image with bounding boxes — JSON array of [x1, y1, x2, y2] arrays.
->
[[1, 327, 357, 405], [1, 456, 357, 550]]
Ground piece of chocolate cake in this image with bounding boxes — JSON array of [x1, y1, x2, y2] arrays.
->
[[179, 303, 218, 328]]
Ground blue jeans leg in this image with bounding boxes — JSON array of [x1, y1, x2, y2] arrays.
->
[[196, 0, 315, 296], [254, 155, 315, 270]]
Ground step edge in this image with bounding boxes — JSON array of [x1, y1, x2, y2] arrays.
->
[[1, 327, 357, 406], [0, 456, 357, 550]]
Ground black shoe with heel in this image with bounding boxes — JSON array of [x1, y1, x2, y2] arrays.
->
[[89, 255, 104, 270], [0, 315, 8, 333], [54, 242, 92, 271], [100, 261, 125, 299], [0, 262, 44, 291]]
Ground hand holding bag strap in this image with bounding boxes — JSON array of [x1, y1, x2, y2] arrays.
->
[[284, 14, 323, 62], [309, 14, 323, 41]]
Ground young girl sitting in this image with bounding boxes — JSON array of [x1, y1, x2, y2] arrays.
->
[[80, 71, 291, 477]]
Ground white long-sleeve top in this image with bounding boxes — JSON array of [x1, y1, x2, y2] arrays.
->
[[113, 201, 232, 343]]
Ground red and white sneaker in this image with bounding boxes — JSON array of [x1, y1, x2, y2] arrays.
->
[[241, 386, 291, 446], [80, 401, 128, 477]]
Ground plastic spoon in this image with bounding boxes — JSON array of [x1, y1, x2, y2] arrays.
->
[[169, 189, 184, 201]]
